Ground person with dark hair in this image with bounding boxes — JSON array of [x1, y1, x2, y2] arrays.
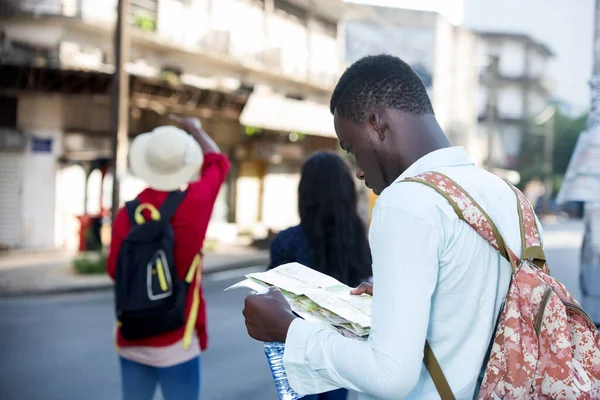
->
[[268, 151, 372, 286], [242, 54, 548, 399], [267, 151, 372, 400]]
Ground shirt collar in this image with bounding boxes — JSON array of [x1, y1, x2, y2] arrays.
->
[[395, 146, 474, 183]]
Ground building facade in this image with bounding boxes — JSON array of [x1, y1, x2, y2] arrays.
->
[[344, 4, 482, 165], [0, 0, 344, 250], [477, 32, 553, 171], [343, 3, 482, 219]]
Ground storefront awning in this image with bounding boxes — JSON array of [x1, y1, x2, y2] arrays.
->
[[240, 92, 336, 138]]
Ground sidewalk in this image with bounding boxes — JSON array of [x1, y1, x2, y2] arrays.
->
[[0, 246, 269, 296]]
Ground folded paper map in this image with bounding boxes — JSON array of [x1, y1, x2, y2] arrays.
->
[[226, 262, 372, 339]]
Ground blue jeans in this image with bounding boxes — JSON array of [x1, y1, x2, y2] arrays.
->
[[119, 357, 200, 400], [303, 388, 349, 400]]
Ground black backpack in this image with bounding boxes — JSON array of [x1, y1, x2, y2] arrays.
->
[[115, 190, 188, 341]]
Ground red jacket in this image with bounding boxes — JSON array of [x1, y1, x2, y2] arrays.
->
[[107, 152, 230, 350]]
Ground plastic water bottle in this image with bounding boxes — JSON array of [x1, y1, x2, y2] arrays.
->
[[264, 342, 303, 400]]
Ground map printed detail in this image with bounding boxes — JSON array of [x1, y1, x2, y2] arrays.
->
[[226, 262, 372, 339]]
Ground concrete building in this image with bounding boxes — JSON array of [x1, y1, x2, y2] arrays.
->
[[0, 0, 345, 250], [463, 0, 594, 114], [476, 32, 554, 171], [347, 0, 593, 112], [344, 4, 482, 163], [342, 3, 481, 216]]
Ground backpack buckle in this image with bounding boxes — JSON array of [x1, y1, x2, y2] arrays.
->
[[134, 203, 161, 225]]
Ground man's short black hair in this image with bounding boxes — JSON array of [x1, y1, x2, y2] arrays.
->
[[330, 54, 434, 123]]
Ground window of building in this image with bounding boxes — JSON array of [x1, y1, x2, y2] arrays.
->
[[274, 0, 308, 26], [0, 96, 17, 128], [129, 0, 158, 32], [314, 16, 337, 38]]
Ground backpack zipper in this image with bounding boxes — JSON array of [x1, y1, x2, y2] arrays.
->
[[530, 295, 595, 397], [533, 288, 595, 332], [534, 287, 554, 336], [563, 301, 596, 328], [531, 286, 553, 396]]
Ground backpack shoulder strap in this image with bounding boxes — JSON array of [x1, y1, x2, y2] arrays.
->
[[503, 180, 548, 271], [159, 189, 188, 222], [424, 341, 455, 400], [403, 171, 518, 400], [124, 198, 141, 226], [404, 171, 519, 267]]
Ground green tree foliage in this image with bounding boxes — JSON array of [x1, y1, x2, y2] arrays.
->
[[517, 111, 587, 194]]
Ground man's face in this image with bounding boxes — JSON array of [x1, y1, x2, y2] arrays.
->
[[334, 110, 388, 195]]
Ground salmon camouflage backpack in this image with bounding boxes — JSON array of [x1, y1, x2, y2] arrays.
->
[[406, 172, 600, 400]]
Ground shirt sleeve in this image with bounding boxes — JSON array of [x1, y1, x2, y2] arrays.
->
[[283, 206, 440, 399], [106, 207, 130, 280], [186, 153, 231, 205]]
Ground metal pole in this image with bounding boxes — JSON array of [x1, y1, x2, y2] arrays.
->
[[110, 0, 130, 222], [580, 0, 600, 326], [543, 111, 555, 215], [306, 1, 314, 82], [485, 55, 499, 171]]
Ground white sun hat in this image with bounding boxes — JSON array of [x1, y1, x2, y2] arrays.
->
[[129, 125, 203, 191]]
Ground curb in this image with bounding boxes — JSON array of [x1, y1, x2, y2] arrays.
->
[[0, 257, 269, 298]]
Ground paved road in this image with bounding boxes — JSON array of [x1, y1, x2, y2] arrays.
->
[[0, 266, 281, 400], [0, 221, 585, 400], [542, 219, 584, 302]]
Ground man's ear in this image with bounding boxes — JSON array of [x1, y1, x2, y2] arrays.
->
[[368, 110, 388, 142]]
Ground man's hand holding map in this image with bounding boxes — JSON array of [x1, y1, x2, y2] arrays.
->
[[227, 262, 372, 339]]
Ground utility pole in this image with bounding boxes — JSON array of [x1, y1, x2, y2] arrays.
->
[[485, 55, 500, 171], [581, 0, 600, 326], [110, 0, 130, 222], [535, 105, 556, 215], [556, 0, 600, 326], [543, 110, 555, 215]]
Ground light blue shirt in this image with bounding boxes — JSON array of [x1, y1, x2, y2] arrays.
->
[[283, 147, 543, 399]]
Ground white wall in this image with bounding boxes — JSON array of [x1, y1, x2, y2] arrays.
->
[[55, 164, 86, 249], [498, 86, 524, 119], [261, 164, 300, 230], [499, 41, 526, 77], [529, 49, 548, 80], [433, 17, 480, 164], [529, 91, 547, 116], [463, 0, 594, 111], [477, 122, 521, 168], [228, 0, 266, 63], [309, 22, 340, 85], [268, 6, 309, 79], [345, 0, 465, 25], [17, 95, 64, 249], [479, 85, 530, 120]]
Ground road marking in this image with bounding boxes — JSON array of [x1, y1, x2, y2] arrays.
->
[[543, 231, 583, 249], [206, 265, 265, 282]]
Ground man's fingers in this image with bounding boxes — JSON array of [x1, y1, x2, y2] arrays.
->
[[243, 291, 257, 314], [351, 282, 373, 295]]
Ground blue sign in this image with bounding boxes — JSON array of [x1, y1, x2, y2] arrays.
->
[[31, 137, 53, 153]]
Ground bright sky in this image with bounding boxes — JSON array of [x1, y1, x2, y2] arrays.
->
[[344, 0, 465, 24], [344, 0, 594, 109]]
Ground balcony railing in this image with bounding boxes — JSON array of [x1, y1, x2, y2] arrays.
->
[[2, 0, 340, 89]]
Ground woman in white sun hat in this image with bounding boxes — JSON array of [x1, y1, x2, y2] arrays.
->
[[107, 115, 230, 400]]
